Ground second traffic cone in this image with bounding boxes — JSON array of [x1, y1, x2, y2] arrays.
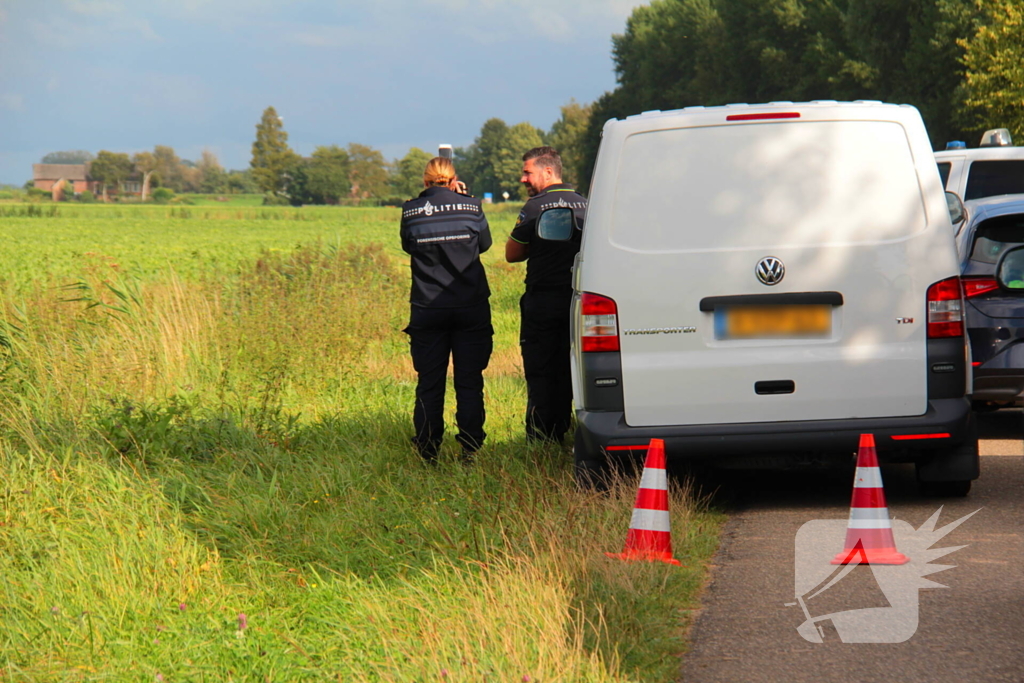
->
[[832, 434, 909, 565], [606, 438, 681, 566]]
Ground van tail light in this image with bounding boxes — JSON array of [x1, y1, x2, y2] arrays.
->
[[962, 276, 999, 298], [581, 292, 620, 352], [926, 276, 964, 338]]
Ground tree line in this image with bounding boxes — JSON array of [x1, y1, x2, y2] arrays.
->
[[38, 148, 257, 201], [578, 0, 1024, 192], [249, 101, 592, 206]]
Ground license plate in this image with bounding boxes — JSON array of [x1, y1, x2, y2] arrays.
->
[[715, 305, 832, 339]]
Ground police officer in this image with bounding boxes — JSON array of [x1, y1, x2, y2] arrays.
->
[[401, 157, 493, 462], [505, 146, 587, 444]]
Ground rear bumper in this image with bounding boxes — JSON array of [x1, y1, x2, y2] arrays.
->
[[576, 397, 972, 461], [971, 370, 1024, 401]]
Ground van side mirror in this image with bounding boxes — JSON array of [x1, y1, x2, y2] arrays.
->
[[996, 246, 1024, 290], [945, 191, 966, 229], [537, 207, 575, 241]]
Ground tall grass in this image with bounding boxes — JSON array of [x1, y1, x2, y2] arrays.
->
[[0, 207, 721, 681]]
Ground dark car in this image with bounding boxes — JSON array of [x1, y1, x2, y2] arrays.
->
[[955, 194, 1024, 408]]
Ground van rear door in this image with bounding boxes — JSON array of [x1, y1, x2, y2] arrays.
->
[[598, 116, 942, 427]]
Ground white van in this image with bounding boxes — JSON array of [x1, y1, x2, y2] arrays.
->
[[556, 101, 977, 496]]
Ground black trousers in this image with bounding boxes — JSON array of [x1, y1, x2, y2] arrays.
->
[[404, 301, 493, 457], [519, 290, 573, 442]]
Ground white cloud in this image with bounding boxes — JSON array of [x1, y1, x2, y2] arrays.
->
[[0, 93, 24, 111]]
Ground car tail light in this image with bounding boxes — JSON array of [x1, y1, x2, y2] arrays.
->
[[962, 276, 999, 298], [581, 292, 619, 352], [926, 276, 964, 338]]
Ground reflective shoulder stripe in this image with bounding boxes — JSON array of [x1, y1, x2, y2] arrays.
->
[[508, 235, 528, 245]]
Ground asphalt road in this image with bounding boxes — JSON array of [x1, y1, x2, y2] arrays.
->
[[679, 409, 1024, 683]]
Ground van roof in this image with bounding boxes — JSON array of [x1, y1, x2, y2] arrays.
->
[[605, 100, 918, 132]]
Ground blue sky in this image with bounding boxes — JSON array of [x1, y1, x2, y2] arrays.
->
[[0, 0, 643, 185]]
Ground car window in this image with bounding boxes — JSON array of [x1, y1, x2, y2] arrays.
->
[[970, 214, 1024, 264], [964, 160, 1024, 200], [937, 162, 952, 189]]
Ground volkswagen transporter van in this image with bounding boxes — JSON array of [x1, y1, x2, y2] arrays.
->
[[567, 101, 978, 496]]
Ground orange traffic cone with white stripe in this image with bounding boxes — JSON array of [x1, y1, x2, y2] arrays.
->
[[832, 434, 908, 565], [606, 438, 682, 566]]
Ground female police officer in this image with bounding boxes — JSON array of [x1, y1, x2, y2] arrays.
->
[[400, 157, 493, 463]]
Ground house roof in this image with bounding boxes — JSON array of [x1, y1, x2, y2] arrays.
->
[[33, 163, 90, 181]]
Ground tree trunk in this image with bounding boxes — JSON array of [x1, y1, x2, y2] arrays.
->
[[141, 171, 153, 201]]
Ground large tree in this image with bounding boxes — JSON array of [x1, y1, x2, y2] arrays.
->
[[390, 147, 434, 199], [289, 145, 352, 205], [196, 149, 226, 194], [89, 151, 133, 201], [577, 0, 981, 193], [546, 99, 594, 187], [250, 107, 300, 195], [132, 151, 157, 201], [958, 0, 1024, 141], [346, 143, 388, 201], [494, 122, 545, 200]]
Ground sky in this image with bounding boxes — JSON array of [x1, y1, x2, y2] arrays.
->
[[0, 0, 645, 186]]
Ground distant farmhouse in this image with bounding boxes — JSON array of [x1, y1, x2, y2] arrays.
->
[[32, 163, 142, 200]]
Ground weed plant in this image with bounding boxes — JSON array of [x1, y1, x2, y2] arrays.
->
[[0, 206, 721, 681]]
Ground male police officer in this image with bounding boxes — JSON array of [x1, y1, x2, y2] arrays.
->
[[505, 146, 587, 444]]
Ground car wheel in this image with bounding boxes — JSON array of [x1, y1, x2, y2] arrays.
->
[[918, 480, 972, 497], [573, 429, 608, 491]]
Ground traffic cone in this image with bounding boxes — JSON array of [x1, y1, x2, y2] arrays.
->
[[606, 438, 682, 566], [832, 434, 909, 565]]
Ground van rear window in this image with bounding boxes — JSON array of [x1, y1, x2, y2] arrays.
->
[[611, 121, 927, 252], [964, 160, 1024, 200], [970, 215, 1024, 264]]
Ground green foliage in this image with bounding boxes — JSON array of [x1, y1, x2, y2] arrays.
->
[[288, 145, 351, 206], [78, 189, 96, 203], [579, 0, 983, 192], [390, 147, 433, 199], [546, 99, 594, 187], [958, 0, 1024, 140], [40, 149, 94, 164], [346, 143, 389, 201], [151, 187, 175, 204], [90, 150, 134, 199], [250, 106, 301, 195], [25, 187, 50, 201], [498, 123, 545, 200]]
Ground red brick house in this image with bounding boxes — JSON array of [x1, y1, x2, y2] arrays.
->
[[32, 163, 143, 200]]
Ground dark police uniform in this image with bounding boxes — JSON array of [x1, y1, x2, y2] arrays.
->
[[509, 183, 587, 442], [401, 186, 493, 460]]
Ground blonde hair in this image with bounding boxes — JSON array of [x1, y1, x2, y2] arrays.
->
[[423, 157, 456, 187]]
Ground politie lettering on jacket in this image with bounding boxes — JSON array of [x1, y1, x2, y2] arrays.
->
[[538, 197, 587, 212], [402, 200, 481, 219]]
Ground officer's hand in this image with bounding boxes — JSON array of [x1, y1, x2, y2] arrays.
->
[[453, 180, 468, 195]]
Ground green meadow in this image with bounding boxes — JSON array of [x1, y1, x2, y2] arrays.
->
[[0, 204, 721, 682]]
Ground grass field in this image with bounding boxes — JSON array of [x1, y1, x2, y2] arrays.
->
[[0, 204, 721, 681]]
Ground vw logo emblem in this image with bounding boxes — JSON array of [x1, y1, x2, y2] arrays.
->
[[756, 257, 785, 286]]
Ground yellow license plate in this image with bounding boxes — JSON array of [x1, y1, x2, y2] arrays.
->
[[718, 305, 832, 339]]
